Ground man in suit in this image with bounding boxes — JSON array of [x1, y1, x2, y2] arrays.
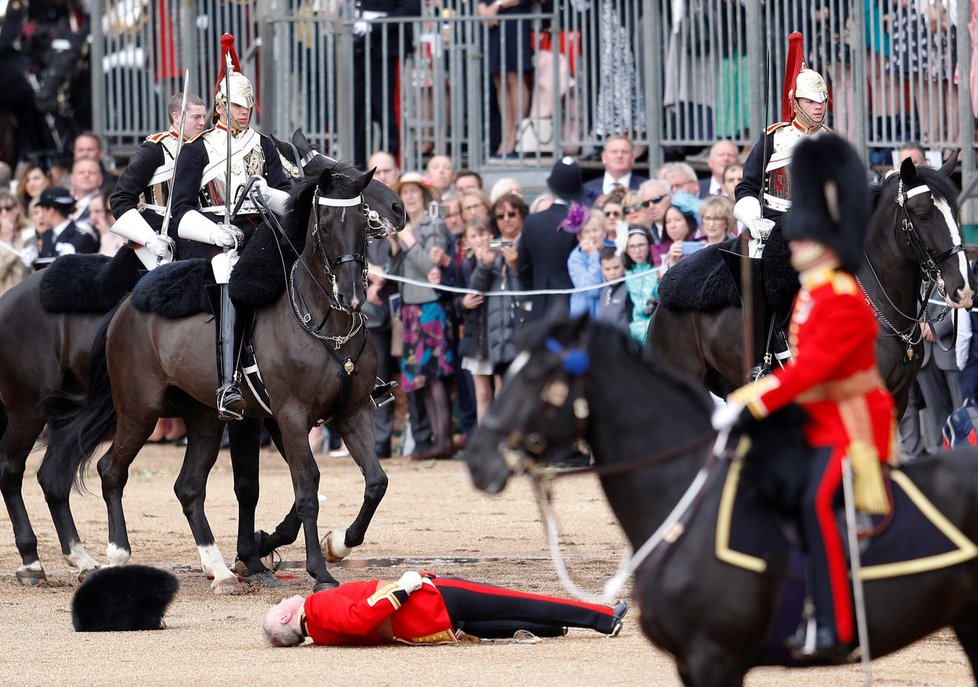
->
[[698, 139, 740, 197], [68, 158, 104, 228], [898, 295, 964, 460], [35, 186, 100, 264], [517, 156, 583, 322], [581, 135, 647, 207]]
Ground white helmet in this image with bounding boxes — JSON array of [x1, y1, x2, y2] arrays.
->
[[216, 70, 255, 110], [793, 67, 827, 104]]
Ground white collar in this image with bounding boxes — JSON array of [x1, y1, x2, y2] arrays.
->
[[602, 171, 631, 193]]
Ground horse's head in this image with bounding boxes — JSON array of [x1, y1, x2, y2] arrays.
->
[[280, 130, 405, 235], [466, 317, 595, 494], [883, 154, 976, 309], [305, 167, 376, 312]]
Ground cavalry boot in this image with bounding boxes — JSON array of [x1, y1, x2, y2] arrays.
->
[[216, 284, 246, 422]]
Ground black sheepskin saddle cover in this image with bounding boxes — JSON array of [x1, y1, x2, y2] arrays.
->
[[39, 250, 144, 314], [131, 259, 215, 318], [130, 226, 306, 319], [657, 230, 798, 313], [72, 565, 179, 632]]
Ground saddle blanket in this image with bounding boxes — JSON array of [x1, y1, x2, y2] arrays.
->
[[715, 460, 978, 580]]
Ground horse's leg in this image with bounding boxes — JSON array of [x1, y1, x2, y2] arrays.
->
[[172, 410, 239, 593], [252, 419, 302, 556], [40, 425, 101, 576], [951, 603, 978, 681], [277, 413, 337, 591], [327, 409, 388, 558], [97, 404, 161, 567], [227, 418, 279, 586], [0, 417, 49, 584], [681, 644, 747, 687]]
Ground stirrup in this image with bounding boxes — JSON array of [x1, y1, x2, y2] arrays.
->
[[217, 384, 246, 422], [370, 377, 398, 409]]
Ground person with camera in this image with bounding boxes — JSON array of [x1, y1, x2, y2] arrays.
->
[[457, 194, 527, 421]]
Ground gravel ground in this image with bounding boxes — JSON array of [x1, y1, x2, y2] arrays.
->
[[0, 445, 972, 686]]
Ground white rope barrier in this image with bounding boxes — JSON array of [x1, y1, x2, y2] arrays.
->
[[367, 266, 658, 299]]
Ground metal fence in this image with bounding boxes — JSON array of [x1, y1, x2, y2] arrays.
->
[[92, 0, 978, 212]]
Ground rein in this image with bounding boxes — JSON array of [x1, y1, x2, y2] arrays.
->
[[857, 179, 960, 362]]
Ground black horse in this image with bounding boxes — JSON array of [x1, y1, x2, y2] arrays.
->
[[648, 156, 977, 416], [465, 317, 978, 686], [42, 166, 387, 593], [0, 136, 403, 586]]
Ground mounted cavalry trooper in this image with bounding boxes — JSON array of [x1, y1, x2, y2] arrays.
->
[[732, 32, 831, 379], [714, 136, 894, 661], [109, 92, 209, 269], [170, 34, 291, 421]]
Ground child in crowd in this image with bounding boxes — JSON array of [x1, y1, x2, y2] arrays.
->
[[596, 246, 632, 333], [622, 226, 658, 344], [568, 208, 611, 318]]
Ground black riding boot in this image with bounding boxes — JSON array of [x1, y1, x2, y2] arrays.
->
[[216, 284, 246, 422], [720, 251, 781, 380]]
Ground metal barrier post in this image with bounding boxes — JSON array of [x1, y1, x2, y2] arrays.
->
[[958, 0, 976, 225], [745, 0, 765, 140], [644, 1, 662, 170], [335, 20, 355, 163]]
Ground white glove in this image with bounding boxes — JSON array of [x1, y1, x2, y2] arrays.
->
[[144, 235, 171, 258], [397, 571, 424, 594], [251, 175, 269, 197], [19, 244, 38, 268], [353, 20, 371, 36], [711, 400, 746, 432], [747, 218, 775, 243], [212, 224, 244, 249]]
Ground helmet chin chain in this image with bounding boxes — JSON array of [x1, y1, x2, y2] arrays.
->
[[793, 102, 822, 132]]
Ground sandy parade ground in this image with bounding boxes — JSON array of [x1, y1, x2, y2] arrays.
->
[[0, 443, 973, 687]]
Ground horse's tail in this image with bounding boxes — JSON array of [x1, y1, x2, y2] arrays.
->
[[37, 308, 118, 498]]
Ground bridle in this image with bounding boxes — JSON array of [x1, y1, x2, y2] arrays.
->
[[481, 335, 717, 604], [858, 177, 963, 360]]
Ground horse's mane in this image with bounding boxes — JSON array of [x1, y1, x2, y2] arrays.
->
[[518, 317, 715, 421], [876, 164, 959, 213], [282, 160, 363, 249], [587, 321, 716, 419]]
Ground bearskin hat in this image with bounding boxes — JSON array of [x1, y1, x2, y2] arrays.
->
[[71, 565, 179, 632], [782, 136, 870, 273]]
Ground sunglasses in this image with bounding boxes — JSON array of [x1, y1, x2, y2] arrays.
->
[[624, 197, 665, 214], [0, 205, 15, 212], [495, 210, 519, 220], [605, 210, 622, 218]]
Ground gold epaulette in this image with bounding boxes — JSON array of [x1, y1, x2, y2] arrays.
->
[[145, 131, 170, 143], [367, 583, 405, 609], [831, 272, 857, 295], [186, 129, 210, 144], [765, 121, 790, 134]]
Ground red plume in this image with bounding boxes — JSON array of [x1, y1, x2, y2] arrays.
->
[[214, 33, 242, 95], [781, 32, 805, 122]]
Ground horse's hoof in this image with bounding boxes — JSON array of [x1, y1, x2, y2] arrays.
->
[[211, 575, 241, 595], [254, 530, 273, 558], [312, 578, 340, 593], [243, 570, 281, 589], [15, 566, 48, 587], [76, 565, 100, 583], [320, 530, 351, 562]]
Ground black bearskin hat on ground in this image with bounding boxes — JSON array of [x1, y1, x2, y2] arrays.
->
[[72, 565, 179, 632], [782, 135, 870, 273]]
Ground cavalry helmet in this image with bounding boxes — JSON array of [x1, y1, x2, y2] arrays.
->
[[782, 135, 870, 273], [216, 70, 255, 110], [793, 66, 828, 104]]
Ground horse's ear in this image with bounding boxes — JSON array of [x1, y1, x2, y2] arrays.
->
[[899, 156, 918, 186], [359, 167, 377, 191], [940, 149, 960, 178], [292, 128, 309, 151]]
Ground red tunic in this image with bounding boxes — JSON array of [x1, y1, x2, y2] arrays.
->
[[730, 265, 896, 644], [303, 579, 458, 646], [732, 265, 894, 460]]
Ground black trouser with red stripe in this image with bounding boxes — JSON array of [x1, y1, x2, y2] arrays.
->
[[431, 577, 618, 637]]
